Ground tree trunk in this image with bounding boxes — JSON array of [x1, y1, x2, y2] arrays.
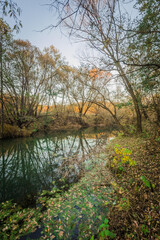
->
[[115, 61, 142, 132], [0, 35, 4, 138]]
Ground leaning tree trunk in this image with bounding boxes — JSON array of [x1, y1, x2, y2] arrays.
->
[[115, 61, 143, 133]]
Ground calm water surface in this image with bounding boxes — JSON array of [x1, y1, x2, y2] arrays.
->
[[0, 127, 113, 206]]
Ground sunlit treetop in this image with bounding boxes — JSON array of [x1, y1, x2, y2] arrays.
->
[[89, 68, 112, 81]]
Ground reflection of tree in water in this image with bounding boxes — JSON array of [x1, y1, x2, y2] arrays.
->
[[0, 128, 109, 206]]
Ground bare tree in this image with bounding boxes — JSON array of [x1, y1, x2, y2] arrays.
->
[[64, 67, 95, 123], [47, 0, 143, 132]]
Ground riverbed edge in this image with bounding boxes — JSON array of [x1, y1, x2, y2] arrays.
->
[[103, 135, 160, 240], [0, 134, 159, 240]]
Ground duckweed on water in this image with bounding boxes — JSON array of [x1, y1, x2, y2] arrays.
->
[[0, 153, 114, 240]]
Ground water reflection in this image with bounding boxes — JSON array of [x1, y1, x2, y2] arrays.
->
[[0, 128, 110, 206]]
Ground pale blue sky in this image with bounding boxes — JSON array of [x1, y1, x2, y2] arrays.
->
[[2, 0, 137, 67], [3, 0, 81, 66]]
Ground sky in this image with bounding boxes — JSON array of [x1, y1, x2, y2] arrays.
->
[[1, 0, 137, 67], [2, 0, 82, 67]]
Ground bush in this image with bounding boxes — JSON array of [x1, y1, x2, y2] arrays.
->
[[1, 124, 32, 138], [110, 144, 136, 171]]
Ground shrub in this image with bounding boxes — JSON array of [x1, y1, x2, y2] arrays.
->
[[1, 124, 32, 138], [110, 144, 136, 171]]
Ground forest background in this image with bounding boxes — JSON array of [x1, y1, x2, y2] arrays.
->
[[0, 0, 159, 139]]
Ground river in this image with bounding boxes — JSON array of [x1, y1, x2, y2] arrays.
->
[[0, 127, 113, 207]]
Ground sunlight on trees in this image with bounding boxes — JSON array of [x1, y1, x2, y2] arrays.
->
[[0, 0, 159, 136], [47, 0, 160, 132]]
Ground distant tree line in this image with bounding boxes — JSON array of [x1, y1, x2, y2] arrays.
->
[[0, 0, 160, 138]]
